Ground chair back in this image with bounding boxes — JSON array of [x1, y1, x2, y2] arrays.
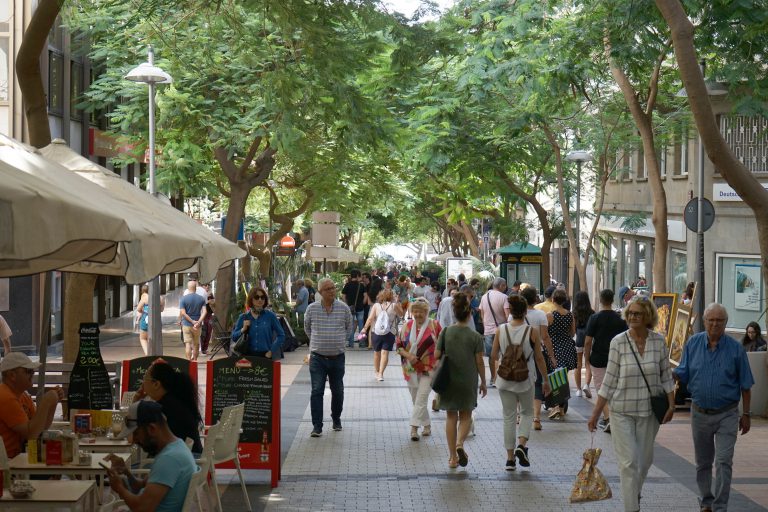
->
[[212, 403, 244, 465], [202, 421, 222, 462], [120, 391, 136, 408], [182, 459, 212, 512]]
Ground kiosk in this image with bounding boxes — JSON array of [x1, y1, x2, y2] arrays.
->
[[497, 243, 543, 292]]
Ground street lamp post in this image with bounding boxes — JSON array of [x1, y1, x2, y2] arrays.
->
[[565, 150, 592, 292], [125, 46, 172, 356], [676, 61, 727, 333]]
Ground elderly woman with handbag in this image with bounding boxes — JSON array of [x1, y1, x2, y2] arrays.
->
[[587, 296, 675, 512], [395, 298, 440, 441]]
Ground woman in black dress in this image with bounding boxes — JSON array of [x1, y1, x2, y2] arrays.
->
[[572, 291, 594, 398], [546, 289, 576, 419]]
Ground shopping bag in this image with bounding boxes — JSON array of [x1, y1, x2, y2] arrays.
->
[[545, 367, 571, 408], [431, 356, 451, 394], [570, 444, 612, 503]]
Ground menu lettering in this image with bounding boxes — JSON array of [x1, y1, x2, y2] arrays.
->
[[123, 356, 192, 393]]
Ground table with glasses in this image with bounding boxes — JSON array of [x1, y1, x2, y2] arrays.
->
[[77, 436, 133, 454], [0, 480, 98, 511]]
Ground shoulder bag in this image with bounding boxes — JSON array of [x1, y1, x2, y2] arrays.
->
[[431, 327, 451, 393], [231, 314, 251, 357], [626, 333, 669, 424]]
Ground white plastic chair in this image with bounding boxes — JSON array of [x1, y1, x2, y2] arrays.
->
[[209, 403, 251, 512]]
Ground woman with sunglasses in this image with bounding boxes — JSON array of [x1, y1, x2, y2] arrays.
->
[[231, 287, 285, 358]]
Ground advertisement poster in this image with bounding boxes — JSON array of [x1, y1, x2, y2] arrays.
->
[[734, 264, 761, 312], [445, 258, 474, 282]]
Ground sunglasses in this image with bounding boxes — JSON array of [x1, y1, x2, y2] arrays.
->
[[253, 295, 267, 300]]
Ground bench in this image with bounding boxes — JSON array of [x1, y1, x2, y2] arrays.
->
[[30, 361, 122, 413]]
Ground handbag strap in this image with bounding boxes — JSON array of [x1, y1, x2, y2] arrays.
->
[[486, 293, 500, 327], [625, 332, 653, 395]]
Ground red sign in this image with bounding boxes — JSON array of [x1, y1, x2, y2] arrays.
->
[[279, 235, 296, 248]]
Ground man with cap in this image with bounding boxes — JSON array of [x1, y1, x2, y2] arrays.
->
[[0, 352, 64, 458], [617, 285, 635, 311], [106, 400, 197, 512]]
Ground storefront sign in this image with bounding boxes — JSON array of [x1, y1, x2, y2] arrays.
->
[[713, 182, 768, 202]]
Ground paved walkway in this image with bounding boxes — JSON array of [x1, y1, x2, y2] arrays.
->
[[50, 296, 768, 511]]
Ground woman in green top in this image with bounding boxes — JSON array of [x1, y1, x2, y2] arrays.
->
[[435, 292, 487, 469]]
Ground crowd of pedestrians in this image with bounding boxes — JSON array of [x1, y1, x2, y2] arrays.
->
[[296, 266, 757, 512]]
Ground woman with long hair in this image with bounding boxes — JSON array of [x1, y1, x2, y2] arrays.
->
[[135, 359, 203, 454], [231, 287, 285, 358], [393, 298, 439, 440], [742, 321, 767, 352], [435, 292, 487, 469], [361, 289, 404, 381], [572, 291, 595, 398]]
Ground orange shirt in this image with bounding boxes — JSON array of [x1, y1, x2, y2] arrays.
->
[[0, 382, 36, 458]]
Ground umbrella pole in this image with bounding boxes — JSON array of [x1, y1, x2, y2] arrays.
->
[[149, 276, 163, 355], [36, 271, 53, 402]]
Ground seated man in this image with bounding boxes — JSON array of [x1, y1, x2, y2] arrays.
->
[[0, 352, 63, 458], [107, 400, 197, 512]]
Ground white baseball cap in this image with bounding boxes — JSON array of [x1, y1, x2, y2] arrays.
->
[[0, 352, 41, 373]]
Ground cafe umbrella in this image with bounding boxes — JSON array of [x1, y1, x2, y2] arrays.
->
[[39, 139, 246, 284]]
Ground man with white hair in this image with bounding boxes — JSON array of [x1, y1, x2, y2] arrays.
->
[[478, 277, 509, 387], [304, 278, 353, 437], [674, 303, 754, 512]]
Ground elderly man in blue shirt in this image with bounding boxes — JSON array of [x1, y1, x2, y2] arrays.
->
[[673, 303, 754, 512]]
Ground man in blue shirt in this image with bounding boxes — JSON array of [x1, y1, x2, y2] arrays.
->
[[179, 279, 207, 361], [107, 400, 197, 512], [673, 303, 754, 512]]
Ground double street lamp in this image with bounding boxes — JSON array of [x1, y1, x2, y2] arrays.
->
[[125, 46, 173, 355], [565, 149, 592, 292]]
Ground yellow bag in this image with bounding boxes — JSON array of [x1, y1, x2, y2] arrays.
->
[[570, 445, 612, 503]]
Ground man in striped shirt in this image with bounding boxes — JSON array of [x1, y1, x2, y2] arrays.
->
[[304, 278, 353, 437]]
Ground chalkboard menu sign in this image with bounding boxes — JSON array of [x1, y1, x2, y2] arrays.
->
[[67, 323, 113, 410], [121, 356, 196, 395], [205, 356, 281, 486], [207, 357, 271, 443]]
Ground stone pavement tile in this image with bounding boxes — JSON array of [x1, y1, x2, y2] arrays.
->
[[265, 351, 706, 512]]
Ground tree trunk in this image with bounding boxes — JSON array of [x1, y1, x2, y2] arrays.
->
[[609, 54, 669, 292], [62, 274, 97, 363], [16, 0, 59, 148], [214, 187, 249, 327], [656, 0, 768, 323]]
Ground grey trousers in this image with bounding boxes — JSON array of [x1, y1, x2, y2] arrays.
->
[[691, 407, 739, 511]]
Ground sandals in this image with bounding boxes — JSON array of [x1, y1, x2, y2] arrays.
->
[[448, 457, 458, 469], [533, 418, 542, 431], [456, 446, 468, 467]]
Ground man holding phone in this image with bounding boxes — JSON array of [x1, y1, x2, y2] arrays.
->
[[106, 400, 196, 512]]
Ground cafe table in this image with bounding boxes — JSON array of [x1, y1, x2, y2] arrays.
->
[[8, 452, 130, 499], [77, 436, 133, 454], [0, 480, 98, 511]]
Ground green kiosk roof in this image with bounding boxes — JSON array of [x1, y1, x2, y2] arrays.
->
[[495, 242, 541, 255]]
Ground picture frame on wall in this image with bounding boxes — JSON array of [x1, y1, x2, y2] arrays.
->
[[669, 306, 691, 366], [651, 293, 678, 345]]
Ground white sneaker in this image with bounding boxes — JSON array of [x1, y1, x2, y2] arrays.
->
[[576, 389, 583, 398]]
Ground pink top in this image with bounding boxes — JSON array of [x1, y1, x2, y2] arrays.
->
[[479, 290, 510, 335]]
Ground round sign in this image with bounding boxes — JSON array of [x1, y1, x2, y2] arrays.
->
[[279, 235, 296, 248], [684, 197, 715, 232]]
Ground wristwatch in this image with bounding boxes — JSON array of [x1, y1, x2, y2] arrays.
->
[[743, 411, 751, 417]]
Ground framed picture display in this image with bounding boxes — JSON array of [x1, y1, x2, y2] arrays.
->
[[651, 293, 678, 345], [669, 306, 691, 366]]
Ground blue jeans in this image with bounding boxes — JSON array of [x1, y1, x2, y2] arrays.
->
[[691, 407, 739, 511], [309, 353, 345, 431], [347, 310, 365, 346]]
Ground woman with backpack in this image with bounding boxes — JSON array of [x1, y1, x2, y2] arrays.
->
[[491, 295, 551, 471], [393, 298, 439, 441], [361, 289, 404, 381]]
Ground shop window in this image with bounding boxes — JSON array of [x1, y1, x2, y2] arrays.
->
[[48, 51, 64, 114], [671, 249, 687, 295], [716, 254, 764, 331], [70, 62, 83, 119]]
